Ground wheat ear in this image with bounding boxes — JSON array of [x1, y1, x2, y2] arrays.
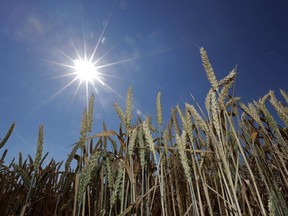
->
[[125, 86, 133, 130], [156, 92, 163, 126], [200, 47, 218, 91], [34, 125, 44, 170], [78, 151, 100, 205]]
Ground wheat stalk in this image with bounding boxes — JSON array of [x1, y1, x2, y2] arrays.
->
[[218, 67, 237, 87], [211, 90, 221, 139], [142, 120, 156, 161], [137, 127, 147, 170], [110, 160, 124, 208], [128, 127, 137, 157], [156, 92, 163, 126], [186, 103, 208, 133], [125, 86, 133, 130], [0, 122, 15, 149], [78, 151, 100, 205], [218, 69, 236, 105], [105, 155, 113, 188], [205, 88, 213, 117], [114, 102, 125, 125], [34, 125, 44, 171], [65, 143, 80, 172], [176, 130, 190, 181], [269, 91, 288, 127], [200, 47, 218, 91], [171, 108, 181, 136], [280, 89, 288, 105]]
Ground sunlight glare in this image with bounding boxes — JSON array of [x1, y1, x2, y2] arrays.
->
[[38, 0, 183, 111], [74, 58, 98, 82]]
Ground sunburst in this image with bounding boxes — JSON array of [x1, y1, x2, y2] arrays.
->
[[36, 1, 189, 111], [36, 2, 119, 110], [73, 58, 102, 84]]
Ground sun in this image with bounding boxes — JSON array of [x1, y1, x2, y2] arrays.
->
[[74, 59, 96, 82], [73, 58, 99, 83], [38, 0, 182, 111]]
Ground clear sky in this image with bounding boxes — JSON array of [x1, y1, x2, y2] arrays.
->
[[0, 0, 287, 163]]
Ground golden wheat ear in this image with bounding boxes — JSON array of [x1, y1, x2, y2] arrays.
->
[[200, 47, 218, 91], [156, 92, 163, 126], [280, 89, 288, 104]]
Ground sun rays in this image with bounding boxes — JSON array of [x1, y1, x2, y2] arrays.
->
[[35, 1, 193, 112], [36, 1, 120, 110], [73, 58, 96, 82]]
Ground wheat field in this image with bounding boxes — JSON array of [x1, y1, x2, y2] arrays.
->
[[0, 48, 287, 216]]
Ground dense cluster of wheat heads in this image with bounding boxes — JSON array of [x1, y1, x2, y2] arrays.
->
[[0, 48, 288, 216]]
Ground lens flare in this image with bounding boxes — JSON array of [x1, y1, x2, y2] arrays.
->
[[74, 58, 97, 82], [72, 58, 105, 86]]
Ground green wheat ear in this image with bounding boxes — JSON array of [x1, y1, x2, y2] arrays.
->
[[125, 86, 133, 130], [110, 160, 124, 207], [0, 122, 15, 149], [114, 86, 133, 131], [87, 93, 95, 133], [34, 125, 44, 171], [79, 94, 95, 149], [65, 143, 79, 172], [138, 127, 147, 170], [79, 108, 88, 149], [78, 150, 101, 205], [114, 102, 125, 125], [128, 127, 137, 157]]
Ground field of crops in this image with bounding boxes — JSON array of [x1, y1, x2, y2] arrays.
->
[[1, 48, 287, 216]]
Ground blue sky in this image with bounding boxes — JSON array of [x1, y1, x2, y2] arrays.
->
[[0, 0, 287, 163]]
